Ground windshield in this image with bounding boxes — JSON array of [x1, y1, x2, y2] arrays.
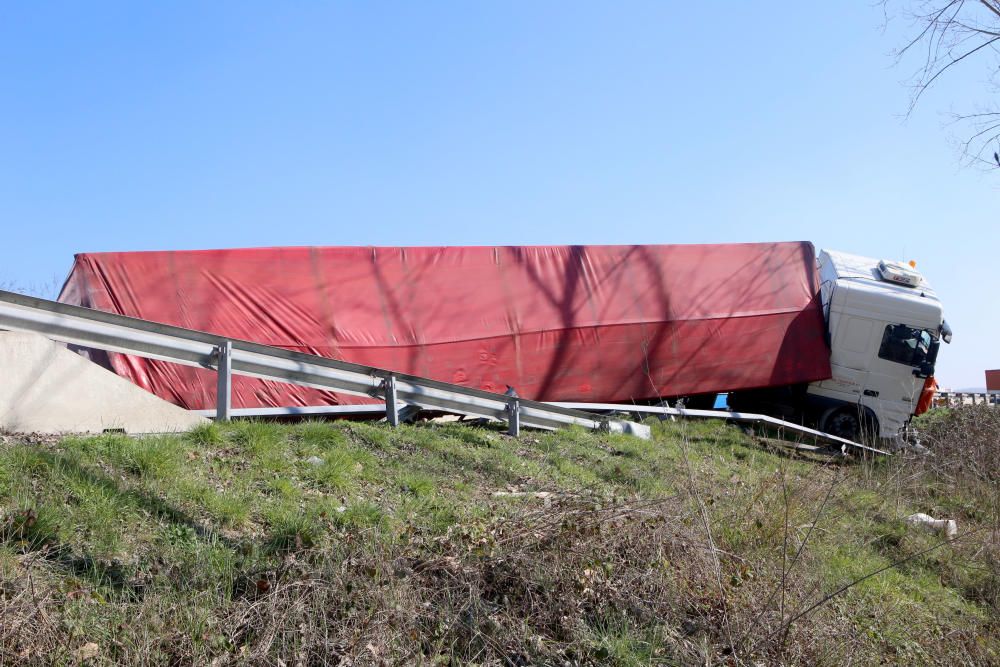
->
[[878, 324, 940, 370]]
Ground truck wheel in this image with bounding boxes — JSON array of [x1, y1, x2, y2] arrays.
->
[[679, 394, 717, 410], [822, 407, 878, 442]]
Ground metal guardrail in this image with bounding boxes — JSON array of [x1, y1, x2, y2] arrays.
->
[[188, 400, 889, 456], [934, 391, 1000, 407], [193, 405, 389, 419], [552, 402, 891, 456], [0, 289, 649, 439]]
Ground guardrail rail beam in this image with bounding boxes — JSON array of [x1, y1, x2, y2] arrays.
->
[[0, 289, 650, 439]]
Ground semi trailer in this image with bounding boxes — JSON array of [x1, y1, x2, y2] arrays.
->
[[58, 241, 949, 445]]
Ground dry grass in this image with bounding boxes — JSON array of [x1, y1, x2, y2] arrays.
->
[[0, 411, 997, 665]]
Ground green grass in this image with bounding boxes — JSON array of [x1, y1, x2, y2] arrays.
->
[[0, 413, 996, 665]]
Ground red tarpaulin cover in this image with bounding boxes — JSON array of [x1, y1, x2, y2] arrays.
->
[[58, 242, 832, 410]]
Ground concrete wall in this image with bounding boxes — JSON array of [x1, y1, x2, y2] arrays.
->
[[0, 331, 208, 434]]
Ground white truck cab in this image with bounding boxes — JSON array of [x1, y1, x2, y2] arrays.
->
[[808, 250, 951, 443]]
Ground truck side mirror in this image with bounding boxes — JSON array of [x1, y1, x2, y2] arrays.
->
[[941, 319, 953, 344]]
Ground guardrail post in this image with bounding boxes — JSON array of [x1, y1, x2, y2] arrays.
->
[[507, 397, 520, 437], [384, 374, 400, 427], [215, 341, 232, 422]]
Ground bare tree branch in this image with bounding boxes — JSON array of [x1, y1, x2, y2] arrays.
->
[[887, 0, 1000, 166]]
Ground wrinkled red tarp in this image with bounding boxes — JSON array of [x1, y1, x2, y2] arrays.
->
[[58, 242, 832, 410]]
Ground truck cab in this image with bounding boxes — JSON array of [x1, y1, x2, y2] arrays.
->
[[807, 249, 951, 444]]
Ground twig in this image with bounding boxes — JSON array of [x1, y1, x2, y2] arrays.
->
[[676, 425, 737, 656], [769, 528, 984, 642]]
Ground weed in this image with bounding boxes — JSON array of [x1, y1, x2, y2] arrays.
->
[[78, 433, 183, 478], [0, 408, 995, 665], [1, 505, 62, 551], [266, 508, 323, 552], [398, 472, 436, 497], [187, 421, 223, 447]]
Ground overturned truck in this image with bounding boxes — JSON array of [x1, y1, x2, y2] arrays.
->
[[58, 241, 949, 445]]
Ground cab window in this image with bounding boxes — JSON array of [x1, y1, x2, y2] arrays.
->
[[878, 324, 936, 367]]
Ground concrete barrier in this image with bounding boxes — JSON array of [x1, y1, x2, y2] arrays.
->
[[0, 331, 207, 434], [933, 391, 1000, 408]]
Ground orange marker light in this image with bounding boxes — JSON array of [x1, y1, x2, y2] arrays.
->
[[908, 260, 917, 268]]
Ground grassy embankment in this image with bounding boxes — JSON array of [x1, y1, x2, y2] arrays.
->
[[0, 407, 997, 665]]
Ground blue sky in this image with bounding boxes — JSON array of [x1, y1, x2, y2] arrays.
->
[[0, 2, 995, 388]]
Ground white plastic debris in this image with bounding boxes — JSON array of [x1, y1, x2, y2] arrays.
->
[[905, 513, 958, 538], [492, 491, 554, 500], [304, 456, 324, 466]]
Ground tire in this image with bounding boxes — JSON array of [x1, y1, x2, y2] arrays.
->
[[679, 394, 718, 410], [822, 406, 878, 443]]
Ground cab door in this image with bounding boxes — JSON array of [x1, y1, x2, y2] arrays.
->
[[818, 312, 875, 398], [863, 324, 936, 431]]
